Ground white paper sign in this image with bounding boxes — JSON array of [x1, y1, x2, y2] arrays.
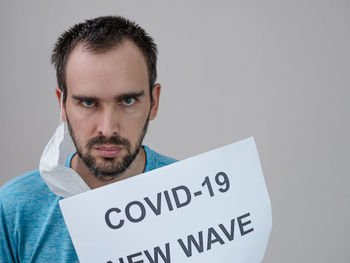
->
[[60, 137, 272, 263]]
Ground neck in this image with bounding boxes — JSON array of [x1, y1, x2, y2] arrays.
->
[[71, 147, 146, 189]]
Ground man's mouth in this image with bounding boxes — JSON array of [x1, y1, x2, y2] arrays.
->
[[94, 145, 122, 158]]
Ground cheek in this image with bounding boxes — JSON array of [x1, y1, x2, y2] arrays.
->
[[119, 110, 149, 137], [66, 106, 95, 141], [119, 115, 146, 134], [70, 119, 90, 146]]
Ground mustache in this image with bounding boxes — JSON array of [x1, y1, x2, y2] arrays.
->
[[86, 135, 131, 150]]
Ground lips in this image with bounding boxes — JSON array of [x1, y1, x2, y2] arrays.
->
[[94, 145, 122, 158]]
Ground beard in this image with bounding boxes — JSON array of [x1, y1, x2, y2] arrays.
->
[[66, 114, 149, 181]]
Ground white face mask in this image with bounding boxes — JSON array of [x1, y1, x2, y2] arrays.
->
[[39, 93, 90, 198]]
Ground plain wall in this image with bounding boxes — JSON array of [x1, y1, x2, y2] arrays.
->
[[0, 0, 349, 262]]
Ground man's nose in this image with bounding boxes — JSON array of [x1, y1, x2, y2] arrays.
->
[[97, 108, 119, 137]]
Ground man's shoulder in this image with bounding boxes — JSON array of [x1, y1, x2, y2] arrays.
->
[[1, 170, 43, 195], [144, 146, 177, 172], [0, 171, 75, 262], [0, 170, 55, 209]]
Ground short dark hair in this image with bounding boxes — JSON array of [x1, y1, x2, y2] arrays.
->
[[51, 16, 158, 102]]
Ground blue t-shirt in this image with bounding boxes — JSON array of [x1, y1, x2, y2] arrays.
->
[[0, 146, 176, 263]]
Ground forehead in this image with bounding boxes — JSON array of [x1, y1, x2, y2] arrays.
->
[[65, 40, 149, 97]]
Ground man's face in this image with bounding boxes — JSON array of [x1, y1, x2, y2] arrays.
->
[[60, 41, 160, 180]]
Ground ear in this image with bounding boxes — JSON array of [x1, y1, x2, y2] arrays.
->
[[55, 87, 67, 122], [149, 83, 161, 120]]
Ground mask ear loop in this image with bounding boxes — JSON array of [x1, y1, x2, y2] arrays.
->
[[60, 92, 64, 124], [59, 92, 69, 134]]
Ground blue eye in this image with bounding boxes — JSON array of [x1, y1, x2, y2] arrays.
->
[[122, 97, 135, 106], [81, 100, 95, 107]]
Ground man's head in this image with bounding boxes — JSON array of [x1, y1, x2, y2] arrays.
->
[[52, 16, 158, 103], [51, 16, 160, 181]]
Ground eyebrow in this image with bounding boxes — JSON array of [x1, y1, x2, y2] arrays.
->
[[72, 91, 145, 102], [117, 91, 145, 101]]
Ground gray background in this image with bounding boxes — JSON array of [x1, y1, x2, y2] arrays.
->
[[0, 0, 349, 262]]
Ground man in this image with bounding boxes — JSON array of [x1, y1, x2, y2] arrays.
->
[[0, 16, 176, 262]]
